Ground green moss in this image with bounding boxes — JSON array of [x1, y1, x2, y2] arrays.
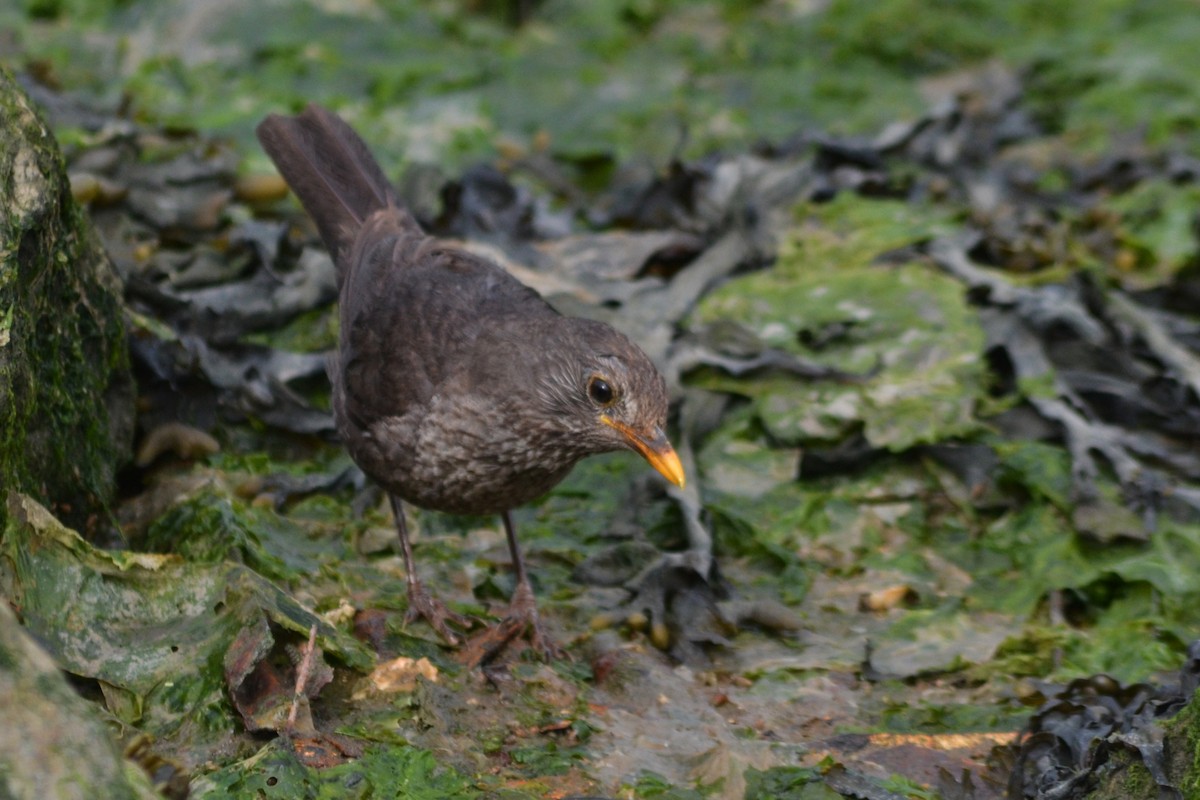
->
[[1164, 688, 1200, 797], [822, 0, 1008, 73], [880, 695, 1028, 733], [626, 770, 715, 799], [244, 305, 339, 353], [1080, 753, 1158, 800], [879, 774, 940, 800], [1118, 762, 1158, 799], [193, 741, 479, 799]]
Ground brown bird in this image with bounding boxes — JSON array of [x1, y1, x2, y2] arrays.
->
[[256, 105, 684, 661]]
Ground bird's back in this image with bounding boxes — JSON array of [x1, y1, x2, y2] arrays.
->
[[256, 103, 561, 427], [335, 208, 561, 428]]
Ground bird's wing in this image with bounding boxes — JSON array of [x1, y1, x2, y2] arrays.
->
[[337, 220, 558, 425]]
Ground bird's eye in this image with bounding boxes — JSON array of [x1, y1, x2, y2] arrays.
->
[[588, 376, 615, 406]]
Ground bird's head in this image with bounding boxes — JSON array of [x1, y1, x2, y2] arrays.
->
[[537, 319, 685, 488]]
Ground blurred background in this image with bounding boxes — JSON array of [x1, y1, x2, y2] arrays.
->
[[5, 0, 1198, 174]]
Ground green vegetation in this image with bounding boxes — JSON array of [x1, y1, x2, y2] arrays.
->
[[4, 0, 1199, 171]]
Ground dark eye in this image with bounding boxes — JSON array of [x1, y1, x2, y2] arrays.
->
[[588, 376, 615, 406]]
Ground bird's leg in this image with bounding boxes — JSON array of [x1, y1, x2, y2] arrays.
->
[[459, 511, 565, 666], [501, 510, 564, 659], [389, 494, 473, 645]]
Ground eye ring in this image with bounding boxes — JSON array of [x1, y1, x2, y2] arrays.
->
[[588, 375, 616, 406]]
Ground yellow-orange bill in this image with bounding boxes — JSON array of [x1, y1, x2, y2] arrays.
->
[[601, 416, 686, 488]]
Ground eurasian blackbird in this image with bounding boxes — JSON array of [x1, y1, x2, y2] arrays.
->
[[256, 105, 684, 661]]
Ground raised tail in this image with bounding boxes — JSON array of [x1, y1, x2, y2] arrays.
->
[[256, 104, 402, 262]]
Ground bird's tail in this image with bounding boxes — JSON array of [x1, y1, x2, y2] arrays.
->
[[256, 104, 402, 262]]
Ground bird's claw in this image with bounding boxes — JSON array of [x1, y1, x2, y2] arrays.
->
[[457, 581, 567, 666], [404, 581, 475, 646]]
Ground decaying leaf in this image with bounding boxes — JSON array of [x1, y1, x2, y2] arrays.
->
[[0, 492, 372, 761], [361, 656, 440, 695]]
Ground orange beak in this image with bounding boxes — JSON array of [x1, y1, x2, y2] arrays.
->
[[601, 416, 686, 488]]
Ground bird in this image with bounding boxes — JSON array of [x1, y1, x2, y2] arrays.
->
[[256, 104, 684, 662]]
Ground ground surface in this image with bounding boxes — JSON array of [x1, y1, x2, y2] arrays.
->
[[3, 2, 1200, 798]]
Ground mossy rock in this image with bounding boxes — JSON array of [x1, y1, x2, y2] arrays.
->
[[0, 66, 133, 533], [0, 600, 162, 799], [1070, 689, 1200, 799]]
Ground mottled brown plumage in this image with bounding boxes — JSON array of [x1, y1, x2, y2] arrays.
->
[[256, 105, 683, 661]]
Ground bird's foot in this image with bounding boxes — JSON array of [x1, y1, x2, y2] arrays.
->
[[457, 580, 566, 667], [404, 580, 475, 646]]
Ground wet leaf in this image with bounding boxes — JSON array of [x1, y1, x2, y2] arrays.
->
[[692, 195, 985, 451], [142, 486, 334, 582], [0, 493, 372, 757], [868, 607, 1021, 679], [0, 601, 163, 799]]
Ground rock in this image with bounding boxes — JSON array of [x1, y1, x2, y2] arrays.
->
[[0, 67, 134, 534], [0, 598, 161, 800]]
